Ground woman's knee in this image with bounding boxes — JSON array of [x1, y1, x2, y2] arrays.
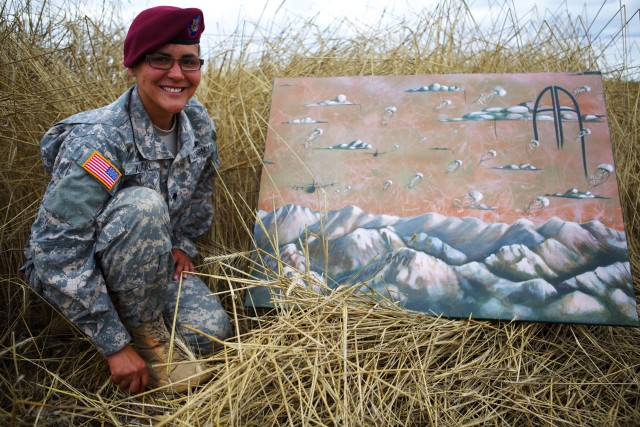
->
[[102, 187, 169, 229], [165, 276, 233, 355], [177, 310, 232, 355], [97, 187, 171, 263]]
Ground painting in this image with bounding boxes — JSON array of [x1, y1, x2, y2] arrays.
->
[[245, 72, 639, 326]]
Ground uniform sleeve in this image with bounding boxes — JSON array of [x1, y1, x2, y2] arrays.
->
[[171, 128, 218, 259], [30, 126, 131, 356]]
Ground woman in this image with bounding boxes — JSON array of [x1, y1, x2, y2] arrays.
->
[[21, 6, 232, 394]]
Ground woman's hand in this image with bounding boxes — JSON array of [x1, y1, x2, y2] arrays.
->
[[106, 345, 148, 394], [171, 247, 194, 281]]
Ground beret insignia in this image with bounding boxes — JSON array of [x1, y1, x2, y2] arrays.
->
[[189, 15, 202, 38]]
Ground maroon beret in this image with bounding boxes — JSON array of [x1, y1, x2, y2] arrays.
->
[[123, 6, 204, 67]]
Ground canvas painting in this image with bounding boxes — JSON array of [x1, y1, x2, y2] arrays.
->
[[246, 72, 639, 326]]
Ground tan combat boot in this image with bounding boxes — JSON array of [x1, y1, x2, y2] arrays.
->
[[130, 317, 212, 393]]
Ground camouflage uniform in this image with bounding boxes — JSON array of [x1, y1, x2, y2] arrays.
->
[[22, 86, 232, 356]]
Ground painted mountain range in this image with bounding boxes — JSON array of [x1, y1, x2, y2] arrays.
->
[[248, 204, 638, 326]]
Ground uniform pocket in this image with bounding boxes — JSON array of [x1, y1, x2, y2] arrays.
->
[[95, 214, 126, 254], [31, 239, 81, 291], [20, 254, 43, 293]]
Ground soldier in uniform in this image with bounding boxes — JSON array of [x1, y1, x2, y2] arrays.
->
[[21, 6, 232, 394]]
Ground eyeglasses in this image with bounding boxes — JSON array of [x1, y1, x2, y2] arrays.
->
[[145, 54, 204, 71]]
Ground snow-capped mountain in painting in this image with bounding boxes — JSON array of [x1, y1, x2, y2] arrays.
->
[[249, 204, 638, 326]]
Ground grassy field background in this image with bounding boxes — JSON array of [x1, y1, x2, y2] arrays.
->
[[1, 0, 639, 425]]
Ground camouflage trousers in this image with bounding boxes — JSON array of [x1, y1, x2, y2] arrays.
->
[[96, 186, 233, 355], [23, 186, 232, 356]]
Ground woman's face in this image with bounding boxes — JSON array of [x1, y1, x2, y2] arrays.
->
[[128, 43, 201, 129]]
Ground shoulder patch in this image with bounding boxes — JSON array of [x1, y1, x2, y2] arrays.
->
[[82, 151, 121, 190]]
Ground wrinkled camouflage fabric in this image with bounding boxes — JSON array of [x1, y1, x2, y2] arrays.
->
[[22, 86, 232, 355]]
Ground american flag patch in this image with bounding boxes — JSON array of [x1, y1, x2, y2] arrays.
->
[[82, 151, 121, 190]]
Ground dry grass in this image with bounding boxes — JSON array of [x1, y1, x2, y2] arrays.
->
[[1, 0, 639, 425]]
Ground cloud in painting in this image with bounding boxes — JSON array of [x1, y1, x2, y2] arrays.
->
[[546, 188, 608, 200], [492, 163, 542, 171], [305, 94, 357, 106], [322, 139, 372, 150], [283, 117, 327, 124], [405, 82, 464, 92], [440, 102, 606, 122]]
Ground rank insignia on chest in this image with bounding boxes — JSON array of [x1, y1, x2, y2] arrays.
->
[[82, 151, 122, 190]]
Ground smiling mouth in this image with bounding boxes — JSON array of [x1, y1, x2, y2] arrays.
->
[[162, 86, 184, 93]]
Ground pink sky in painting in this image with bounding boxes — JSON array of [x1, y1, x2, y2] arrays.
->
[[257, 72, 625, 231]]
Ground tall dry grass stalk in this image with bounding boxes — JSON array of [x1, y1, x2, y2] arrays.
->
[[1, 0, 639, 425]]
